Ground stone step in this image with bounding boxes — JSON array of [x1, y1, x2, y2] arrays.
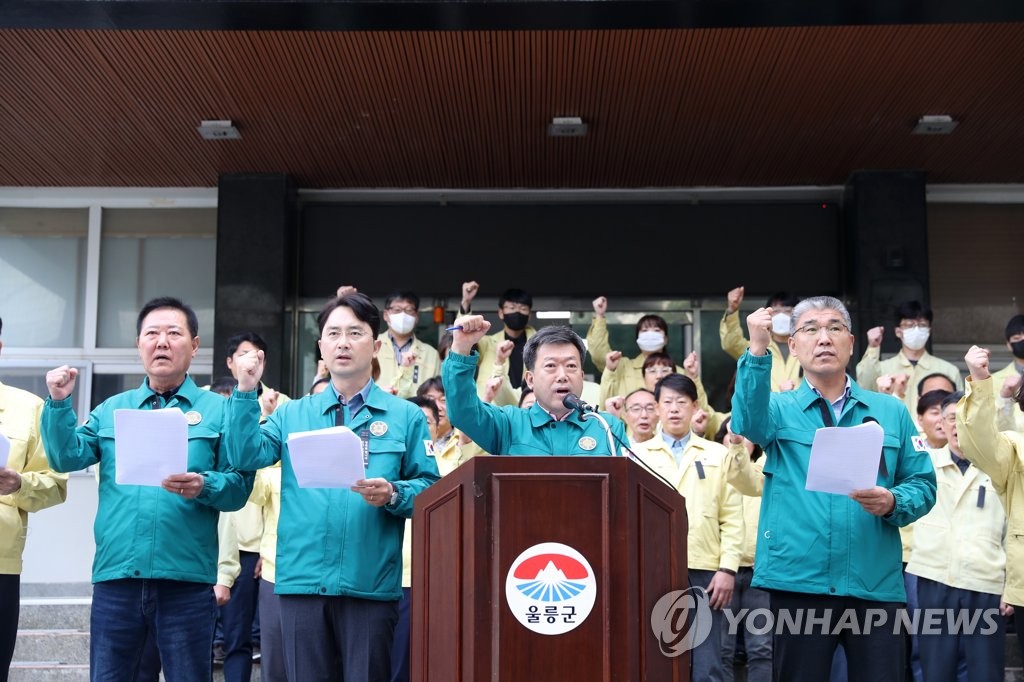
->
[[17, 598, 91, 631], [7, 663, 89, 681], [13, 630, 89, 664]]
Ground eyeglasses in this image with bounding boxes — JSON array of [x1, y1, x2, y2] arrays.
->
[[644, 366, 673, 376], [899, 321, 931, 330], [626, 404, 658, 415], [794, 323, 849, 338], [387, 306, 417, 316]]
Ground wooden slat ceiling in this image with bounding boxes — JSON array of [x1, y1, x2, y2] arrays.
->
[[0, 23, 1022, 188]]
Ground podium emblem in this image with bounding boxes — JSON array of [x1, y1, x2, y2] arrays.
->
[[505, 542, 597, 635]]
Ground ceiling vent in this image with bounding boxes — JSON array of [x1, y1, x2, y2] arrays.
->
[[197, 120, 241, 140], [912, 115, 958, 135], [547, 116, 587, 138]]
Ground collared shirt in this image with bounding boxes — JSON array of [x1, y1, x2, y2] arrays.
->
[[661, 430, 692, 468], [805, 375, 852, 422], [539, 405, 574, 423], [330, 378, 373, 424], [389, 333, 414, 364], [949, 450, 971, 476]]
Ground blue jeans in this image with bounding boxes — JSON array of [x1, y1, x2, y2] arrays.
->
[[90, 578, 216, 682]]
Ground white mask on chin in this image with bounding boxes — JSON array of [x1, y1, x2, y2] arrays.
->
[[389, 312, 416, 336]]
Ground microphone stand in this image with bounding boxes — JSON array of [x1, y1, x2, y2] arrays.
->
[[580, 410, 623, 458]]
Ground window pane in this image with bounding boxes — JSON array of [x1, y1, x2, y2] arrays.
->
[[0, 208, 88, 347], [97, 208, 216, 347]]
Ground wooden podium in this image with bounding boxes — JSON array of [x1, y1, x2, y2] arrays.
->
[[410, 456, 689, 681]]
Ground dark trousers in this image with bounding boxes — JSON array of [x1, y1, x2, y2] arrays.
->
[[258, 579, 286, 682], [0, 574, 19, 682], [279, 593, 397, 681], [770, 590, 905, 682], [220, 550, 260, 682], [916, 577, 1004, 682], [90, 578, 216, 682], [390, 587, 411, 682], [689, 569, 727, 682], [1015, 606, 1024, 663]]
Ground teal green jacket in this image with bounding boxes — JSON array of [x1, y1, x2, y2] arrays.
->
[[443, 351, 628, 456], [731, 351, 936, 602], [41, 376, 253, 585], [224, 383, 439, 600]]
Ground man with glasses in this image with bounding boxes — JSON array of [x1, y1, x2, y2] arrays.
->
[[731, 296, 936, 681], [619, 388, 658, 445], [856, 300, 962, 417], [376, 290, 441, 398]]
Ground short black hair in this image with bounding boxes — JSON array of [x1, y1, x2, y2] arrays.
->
[[417, 376, 445, 398], [635, 314, 668, 337], [767, 292, 800, 309], [917, 389, 952, 416], [498, 288, 533, 309], [407, 395, 439, 424], [654, 373, 698, 402], [0, 315, 3, 336], [941, 390, 965, 412], [895, 300, 933, 325], [317, 293, 382, 339], [384, 291, 420, 310], [916, 373, 956, 397], [136, 297, 199, 338], [226, 331, 268, 358], [523, 326, 586, 371], [518, 387, 535, 407], [209, 376, 238, 397], [1005, 314, 1024, 340]]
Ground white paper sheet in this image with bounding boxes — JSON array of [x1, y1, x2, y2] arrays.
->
[[0, 432, 10, 468], [286, 425, 366, 488], [805, 421, 884, 495], [114, 408, 189, 486]]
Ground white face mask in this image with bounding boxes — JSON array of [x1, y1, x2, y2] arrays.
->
[[636, 330, 666, 352], [389, 311, 416, 336], [771, 313, 792, 336], [901, 327, 930, 351]]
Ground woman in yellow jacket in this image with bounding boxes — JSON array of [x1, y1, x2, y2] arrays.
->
[[958, 345, 1024, 660]]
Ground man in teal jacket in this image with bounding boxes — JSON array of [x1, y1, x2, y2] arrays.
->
[[731, 295, 935, 681], [225, 292, 438, 681], [444, 316, 627, 455], [42, 297, 253, 682]]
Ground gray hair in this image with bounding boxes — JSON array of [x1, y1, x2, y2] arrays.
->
[[790, 296, 852, 334], [523, 325, 587, 371]]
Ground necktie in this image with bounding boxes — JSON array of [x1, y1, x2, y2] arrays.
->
[[335, 398, 346, 426]]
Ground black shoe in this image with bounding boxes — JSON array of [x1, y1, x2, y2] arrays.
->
[[252, 646, 261, 664], [213, 643, 226, 666]]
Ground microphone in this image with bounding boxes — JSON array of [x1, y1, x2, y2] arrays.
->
[[562, 393, 593, 414], [563, 393, 678, 489]]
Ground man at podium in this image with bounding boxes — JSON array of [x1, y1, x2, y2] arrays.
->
[[443, 317, 627, 455]]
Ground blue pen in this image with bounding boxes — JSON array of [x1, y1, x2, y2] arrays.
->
[[446, 325, 463, 332]]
